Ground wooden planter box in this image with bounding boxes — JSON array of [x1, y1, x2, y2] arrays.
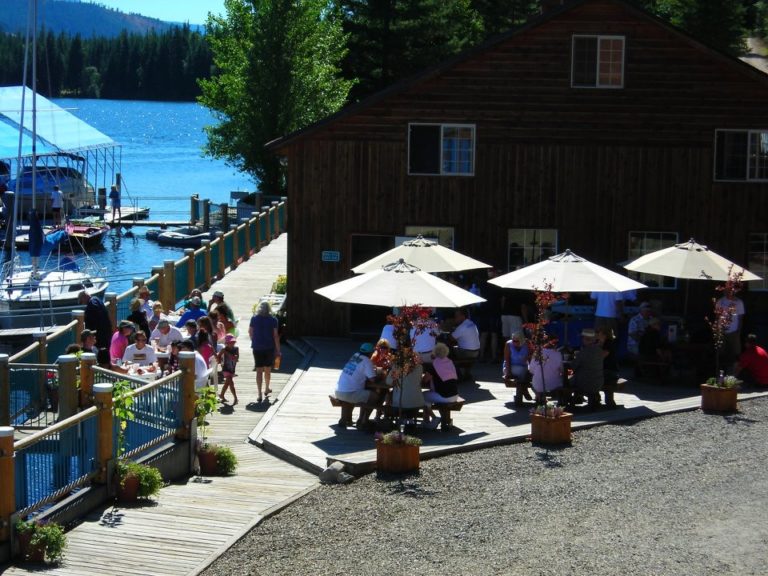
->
[[198, 449, 220, 476], [376, 442, 420, 474], [530, 412, 572, 445], [700, 384, 738, 413]]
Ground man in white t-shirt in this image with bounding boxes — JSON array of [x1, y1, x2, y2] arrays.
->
[[411, 316, 438, 363], [451, 308, 480, 359], [716, 294, 745, 362], [335, 343, 383, 427], [151, 320, 184, 349], [591, 291, 625, 332], [122, 332, 158, 366]]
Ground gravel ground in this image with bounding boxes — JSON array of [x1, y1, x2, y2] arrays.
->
[[203, 397, 768, 576]]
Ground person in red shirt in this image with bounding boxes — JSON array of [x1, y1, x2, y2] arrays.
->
[[734, 334, 768, 386]]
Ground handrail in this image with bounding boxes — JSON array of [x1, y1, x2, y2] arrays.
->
[[14, 405, 99, 451], [9, 341, 40, 363], [47, 319, 78, 342], [8, 362, 56, 369], [92, 366, 182, 392]]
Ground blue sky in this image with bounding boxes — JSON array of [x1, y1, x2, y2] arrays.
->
[[86, 1, 227, 25]]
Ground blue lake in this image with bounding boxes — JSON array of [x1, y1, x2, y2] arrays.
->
[[50, 99, 257, 294]]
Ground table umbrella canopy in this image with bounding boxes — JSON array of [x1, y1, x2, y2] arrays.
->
[[315, 259, 486, 308], [351, 235, 491, 274], [623, 238, 761, 282], [489, 249, 646, 292]]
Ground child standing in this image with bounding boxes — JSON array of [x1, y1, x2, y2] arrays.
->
[[218, 334, 240, 405]]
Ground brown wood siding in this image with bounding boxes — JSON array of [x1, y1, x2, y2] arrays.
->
[[282, 0, 768, 337]]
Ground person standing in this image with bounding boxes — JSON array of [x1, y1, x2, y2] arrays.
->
[[218, 334, 240, 404], [716, 291, 745, 365], [109, 184, 121, 222], [590, 291, 625, 333], [51, 185, 63, 226], [79, 291, 112, 350], [249, 301, 281, 402]]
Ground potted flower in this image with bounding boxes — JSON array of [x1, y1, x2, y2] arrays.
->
[[703, 268, 744, 414], [195, 385, 239, 476], [15, 519, 67, 563], [530, 401, 572, 444], [375, 430, 422, 474], [112, 379, 164, 501]]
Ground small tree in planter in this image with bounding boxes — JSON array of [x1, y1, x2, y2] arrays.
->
[[195, 385, 238, 476], [15, 519, 67, 563], [374, 430, 422, 474]]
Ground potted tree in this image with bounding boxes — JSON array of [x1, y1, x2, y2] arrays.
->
[[15, 519, 67, 564], [112, 379, 164, 501], [196, 385, 239, 476], [702, 268, 743, 414], [375, 430, 422, 474]]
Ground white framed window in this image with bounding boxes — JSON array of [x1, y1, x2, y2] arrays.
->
[[571, 35, 625, 88], [627, 231, 678, 289], [408, 123, 475, 176], [748, 232, 768, 291], [404, 225, 455, 248], [714, 129, 768, 181], [507, 228, 558, 271]]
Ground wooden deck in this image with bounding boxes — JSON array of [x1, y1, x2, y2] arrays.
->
[[251, 338, 768, 475]]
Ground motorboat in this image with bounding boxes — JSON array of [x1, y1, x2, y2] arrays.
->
[[6, 159, 93, 215], [147, 225, 216, 248], [13, 220, 109, 252]]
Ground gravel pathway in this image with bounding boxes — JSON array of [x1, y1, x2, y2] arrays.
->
[[203, 397, 768, 576]]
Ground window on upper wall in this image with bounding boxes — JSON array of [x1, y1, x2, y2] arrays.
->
[[748, 232, 768, 291], [507, 228, 558, 271], [408, 123, 475, 176], [627, 231, 678, 289], [404, 225, 455, 248], [571, 35, 625, 88], [714, 130, 768, 181]]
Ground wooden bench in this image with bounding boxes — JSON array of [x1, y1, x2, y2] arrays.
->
[[329, 395, 378, 427], [432, 397, 465, 430]]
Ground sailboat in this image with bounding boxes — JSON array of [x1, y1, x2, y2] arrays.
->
[[0, 0, 109, 331]]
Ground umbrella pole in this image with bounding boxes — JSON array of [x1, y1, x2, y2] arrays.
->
[[684, 279, 690, 320]]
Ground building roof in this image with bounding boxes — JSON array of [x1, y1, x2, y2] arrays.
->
[[0, 86, 115, 160], [266, 0, 768, 153]]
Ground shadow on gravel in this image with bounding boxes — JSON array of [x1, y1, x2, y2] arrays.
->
[[382, 478, 436, 499], [724, 414, 759, 425], [534, 448, 565, 468]]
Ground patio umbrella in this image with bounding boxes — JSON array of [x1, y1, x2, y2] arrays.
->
[[351, 235, 491, 274], [489, 249, 646, 293], [315, 259, 486, 308], [623, 238, 761, 282]]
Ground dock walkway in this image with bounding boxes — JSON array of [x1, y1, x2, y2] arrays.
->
[[4, 232, 768, 575]]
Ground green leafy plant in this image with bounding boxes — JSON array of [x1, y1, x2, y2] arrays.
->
[[272, 274, 287, 294], [115, 460, 163, 497], [531, 401, 565, 418], [15, 519, 67, 563], [375, 430, 422, 447], [195, 385, 219, 446], [112, 379, 134, 458], [214, 445, 238, 476]]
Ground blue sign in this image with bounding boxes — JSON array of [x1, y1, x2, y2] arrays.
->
[[322, 250, 341, 262]]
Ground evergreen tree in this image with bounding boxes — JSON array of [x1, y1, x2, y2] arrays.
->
[[470, 0, 539, 36], [655, 0, 747, 55], [199, 0, 353, 193]]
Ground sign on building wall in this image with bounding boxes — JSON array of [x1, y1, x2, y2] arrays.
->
[[322, 250, 341, 262]]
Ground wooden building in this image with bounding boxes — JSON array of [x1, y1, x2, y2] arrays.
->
[[268, 0, 768, 337]]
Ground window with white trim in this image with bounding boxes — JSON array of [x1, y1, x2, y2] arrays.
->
[[571, 35, 625, 88], [404, 225, 454, 248], [627, 231, 678, 289], [408, 123, 475, 176], [507, 229, 558, 271], [714, 129, 768, 181], [748, 232, 768, 291]]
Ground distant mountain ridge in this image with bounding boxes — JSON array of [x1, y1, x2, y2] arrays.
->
[[0, 0, 190, 38]]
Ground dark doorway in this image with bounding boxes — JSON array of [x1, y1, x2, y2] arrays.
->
[[349, 234, 395, 335]]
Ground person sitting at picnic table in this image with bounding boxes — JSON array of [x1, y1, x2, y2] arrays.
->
[[733, 334, 768, 387], [639, 317, 672, 364], [122, 331, 158, 370], [379, 317, 398, 350], [208, 309, 228, 344], [110, 320, 134, 362], [387, 359, 430, 422], [528, 337, 563, 403], [208, 290, 234, 322], [370, 338, 393, 374], [151, 319, 184, 350], [165, 340, 181, 374], [216, 303, 238, 336], [80, 329, 98, 355], [627, 302, 653, 358], [597, 326, 619, 408], [184, 319, 200, 347], [148, 302, 165, 332], [97, 348, 129, 374], [423, 343, 460, 416], [179, 289, 208, 313], [127, 297, 151, 340], [178, 339, 210, 389], [176, 296, 206, 327], [197, 330, 215, 367], [503, 332, 533, 406], [570, 328, 604, 411], [137, 285, 154, 319], [451, 307, 481, 360], [334, 343, 384, 428], [411, 312, 438, 364]]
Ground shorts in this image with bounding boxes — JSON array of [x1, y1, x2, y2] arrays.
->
[[335, 389, 372, 404], [222, 371, 234, 379], [252, 348, 275, 368]]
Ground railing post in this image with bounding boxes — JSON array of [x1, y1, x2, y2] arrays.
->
[[93, 383, 113, 485], [34, 332, 47, 409], [201, 240, 212, 288], [0, 426, 14, 543], [271, 201, 279, 237], [105, 292, 118, 335], [72, 309, 85, 343], [216, 232, 225, 280], [190, 193, 199, 224], [281, 196, 288, 231], [261, 206, 271, 242], [203, 199, 211, 231], [253, 212, 262, 252], [0, 355, 8, 427], [230, 225, 239, 270], [185, 249, 195, 293], [57, 354, 79, 420], [79, 352, 96, 408], [220, 203, 229, 231], [177, 352, 197, 442], [241, 219, 251, 259], [151, 266, 164, 310], [163, 260, 176, 311]]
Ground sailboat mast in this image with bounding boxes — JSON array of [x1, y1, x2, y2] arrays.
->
[[31, 0, 38, 213]]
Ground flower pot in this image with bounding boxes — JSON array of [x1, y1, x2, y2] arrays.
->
[[530, 412, 572, 445], [700, 384, 738, 413], [376, 441, 420, 474], [17, 531, 45, 563], [116, 473, 140, 502], [198, 448, 219, 476]]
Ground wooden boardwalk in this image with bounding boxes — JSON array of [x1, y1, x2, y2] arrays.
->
[[251, 338, 768, 474], [2, 234, 320, 576]]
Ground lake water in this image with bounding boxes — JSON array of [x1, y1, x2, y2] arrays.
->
[[50, 99, 257, 294]]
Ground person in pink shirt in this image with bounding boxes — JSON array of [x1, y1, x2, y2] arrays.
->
[[734, 334, 768, 386], [110, 320, 134, 362]]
